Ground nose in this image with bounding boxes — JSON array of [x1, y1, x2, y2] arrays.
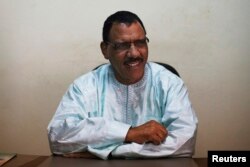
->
[[127, 43, 140, 58]]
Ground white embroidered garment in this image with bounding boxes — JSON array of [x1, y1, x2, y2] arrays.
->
[[47, 62, 198, 160]]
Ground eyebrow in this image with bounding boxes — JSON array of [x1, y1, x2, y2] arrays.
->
[[111, 37, 147, 43]]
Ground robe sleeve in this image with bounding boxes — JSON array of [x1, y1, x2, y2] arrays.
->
[[111, 73, 198, 158], [47, 74, 131, 160]]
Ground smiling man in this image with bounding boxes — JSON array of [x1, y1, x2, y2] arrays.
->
[[47, 11, 198, 160], [100, 20, 148, 85]]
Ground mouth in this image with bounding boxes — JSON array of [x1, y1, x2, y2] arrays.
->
[[124, 58, 143, 68]]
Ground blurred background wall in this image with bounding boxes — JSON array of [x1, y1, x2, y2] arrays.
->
[[0, 0, 249, 157]]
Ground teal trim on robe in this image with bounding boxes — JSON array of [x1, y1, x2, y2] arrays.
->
[[47, 62, 198, 160]]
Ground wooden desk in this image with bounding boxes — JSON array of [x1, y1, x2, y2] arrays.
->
[[2, 154, 48, 167], [2, 155, 207, 167]]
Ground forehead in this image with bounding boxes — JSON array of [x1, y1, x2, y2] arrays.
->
[[109, 21, 146, 42]]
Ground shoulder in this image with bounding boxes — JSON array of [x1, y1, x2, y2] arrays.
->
[[71, 64, 110, 91], [147, 62, 181, 80], [147, 62, 184, 89]]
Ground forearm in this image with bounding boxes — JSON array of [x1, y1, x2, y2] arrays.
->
[[124, 120, 167, 145], [112, 128, 197, 158], [48, 117, 130, 157]]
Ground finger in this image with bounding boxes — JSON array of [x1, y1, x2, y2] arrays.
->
[[158, 126, 168, 137], [149, 134, 163, 145], [157, 132, 166, 142]]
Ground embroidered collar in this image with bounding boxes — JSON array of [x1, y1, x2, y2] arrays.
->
[[109, 64, 149, 89]]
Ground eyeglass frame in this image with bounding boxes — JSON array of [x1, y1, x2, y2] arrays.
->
[[105, 37, 149, 51]]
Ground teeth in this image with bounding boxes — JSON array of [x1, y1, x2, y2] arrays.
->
[[127, 61, 139, 67]]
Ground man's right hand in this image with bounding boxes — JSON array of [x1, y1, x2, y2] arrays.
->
[[125, 120, 168, 145]]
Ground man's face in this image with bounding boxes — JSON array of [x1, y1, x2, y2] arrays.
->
[[101, 21, 148, 85]]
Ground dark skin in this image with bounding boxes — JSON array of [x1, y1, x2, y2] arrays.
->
[[64, 120, 168, 158], [125, 120, 168, 145], [101, 22, 168, 145], [64, 22, 168, 159]]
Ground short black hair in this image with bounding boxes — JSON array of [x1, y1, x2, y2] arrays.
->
[[102, 11, 147, 42]]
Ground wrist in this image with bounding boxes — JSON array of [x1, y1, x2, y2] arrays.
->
[[124, 127, 133, 143]]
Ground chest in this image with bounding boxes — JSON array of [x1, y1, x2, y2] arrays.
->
[[101, 85, 163, 126]]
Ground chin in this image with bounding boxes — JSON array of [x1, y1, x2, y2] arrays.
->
[[129, 72, 144, 84]]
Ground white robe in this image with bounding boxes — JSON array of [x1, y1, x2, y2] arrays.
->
[[47, 62, 198, 160]]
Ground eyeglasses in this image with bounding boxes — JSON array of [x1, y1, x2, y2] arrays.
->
[[106, 37, 149, 51]]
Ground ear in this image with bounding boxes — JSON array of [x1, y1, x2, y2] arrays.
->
[[100, 42, 109, 59]]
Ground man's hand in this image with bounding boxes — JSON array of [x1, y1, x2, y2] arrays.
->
[[125, 120, 168, 145]]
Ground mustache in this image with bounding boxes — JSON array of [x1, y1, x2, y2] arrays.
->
[[124, 57, 144, 64]]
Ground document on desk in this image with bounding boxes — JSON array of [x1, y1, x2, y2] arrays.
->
[[0, 152, 16, 166]]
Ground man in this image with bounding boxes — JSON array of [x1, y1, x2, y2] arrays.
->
[[47, 11, 198, 160]]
